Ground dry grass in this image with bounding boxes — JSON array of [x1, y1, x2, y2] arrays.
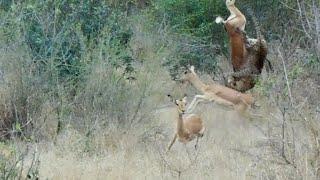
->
[[13, 106, 252, 179], [1, 63, 319, 179], [5, 100, 300, 179]]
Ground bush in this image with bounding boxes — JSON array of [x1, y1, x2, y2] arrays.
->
[[0, 0, 136, 83], [151, 0, 228, 79], [151, 0, 298, 79]]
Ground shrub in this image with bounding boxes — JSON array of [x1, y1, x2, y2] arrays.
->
[[151, 0, 227, 79]]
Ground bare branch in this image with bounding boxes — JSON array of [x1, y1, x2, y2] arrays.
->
[[277, 47, 293, 106], [297, 0, 313, 39]]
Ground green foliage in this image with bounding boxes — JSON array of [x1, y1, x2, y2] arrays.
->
[[152, 0, 228, 78], [163, 41, 219, 79], [0, 0, 134, 83], [153, 0, 225, 38], [288, 64, 304, 80], [240, 0, 295, 40], [151, 0, 298, 79], [20, 0, 109, 80], [152, 0, 294, 40], [254, 75, 277, 96], [0, 1, 138, 139], [0, 0, 12, 11], [107, 13, 134, 74], [305, 53, 320, 72], [0, 0, 298, 82]]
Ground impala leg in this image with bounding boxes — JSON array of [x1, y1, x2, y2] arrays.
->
[[211, 95, 234, 108], [187, 95, 208, 113], [195, 137, 199, 150], [195, 127, 205, 150], [167, 134, 177, 152], [187, 96, 199, 112], [226, 14, 237, 22], [236, 97, 250, 113]]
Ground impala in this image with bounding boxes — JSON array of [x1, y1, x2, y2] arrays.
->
[[180, 66, 254, 113], [167, 95, 205, 151]]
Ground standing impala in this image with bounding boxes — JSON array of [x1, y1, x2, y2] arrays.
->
[[180, 66, 254, 113], [167, 95, 205, 151]]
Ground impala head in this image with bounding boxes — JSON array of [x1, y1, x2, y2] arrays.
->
[[167, 95, 187, 114], [226, 0, 235, 6], [178, 65, 197, 84]]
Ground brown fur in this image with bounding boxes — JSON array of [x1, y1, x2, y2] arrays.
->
[[225, 23, 248, 71], [180, 66, 254, 113], [224, 24, 268, 92], [167, 95, 205, 151], [215, 0, 246, 31], [226, 29, 268, 92], [217, 2, 268, 92]]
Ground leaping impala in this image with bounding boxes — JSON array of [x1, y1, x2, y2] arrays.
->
[[215, 0, 268, 92], [179, 66, 254, 113], [167, 95, 205, 152]]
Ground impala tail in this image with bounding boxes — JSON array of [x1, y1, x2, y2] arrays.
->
[[215, 16, 224, 24]]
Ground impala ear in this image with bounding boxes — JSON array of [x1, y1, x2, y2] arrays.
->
[[182, 96, 187, 103], [190, 66, 194, 71], [175, 100, 179, 106], [189, 66, 195, 74]]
